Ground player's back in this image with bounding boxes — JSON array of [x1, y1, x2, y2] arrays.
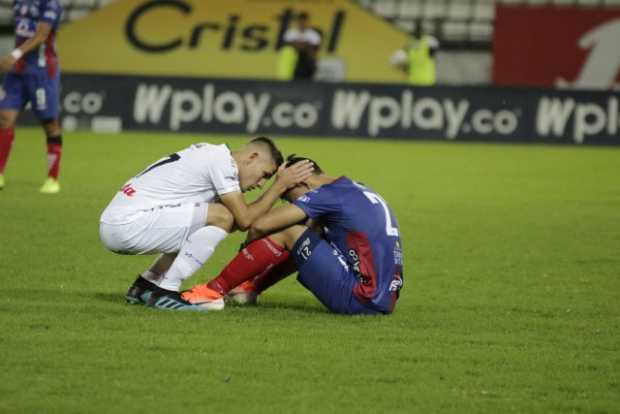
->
[[329, 178, 403, 312], [101, 143, 239, 224], [296, 177, 404, 312]]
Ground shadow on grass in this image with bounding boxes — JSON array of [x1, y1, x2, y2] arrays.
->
[[240, 301, 328, 315], [3, 288, 374, 317], [91, 291, 124, 304], [2, 288, 125, 305]]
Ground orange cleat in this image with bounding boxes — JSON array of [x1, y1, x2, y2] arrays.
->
[[226, 280, 258, 305], [181, 284, 225, 311]]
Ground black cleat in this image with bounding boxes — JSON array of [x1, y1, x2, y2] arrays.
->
[[126, 276, 158, 305]]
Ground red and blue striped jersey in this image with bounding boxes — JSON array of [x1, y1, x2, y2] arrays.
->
[[293, 177, 404, 313], [12, 0, 62, 75]]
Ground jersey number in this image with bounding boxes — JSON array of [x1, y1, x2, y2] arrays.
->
[[137, 153, 180, 177], [363, 192, 399, 237]]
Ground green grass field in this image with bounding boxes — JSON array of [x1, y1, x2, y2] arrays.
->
[[0, 128, 618, 413]]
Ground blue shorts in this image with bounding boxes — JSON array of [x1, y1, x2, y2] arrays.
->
[[0, 71, 60, 120], [292, 229, 379, 315]]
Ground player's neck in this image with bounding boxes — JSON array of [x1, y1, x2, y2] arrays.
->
[[309, 175, 337, 189]]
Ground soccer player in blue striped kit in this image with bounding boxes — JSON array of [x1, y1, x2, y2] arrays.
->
[[0, 0, 63, 193], [183, 156, 404, 315]]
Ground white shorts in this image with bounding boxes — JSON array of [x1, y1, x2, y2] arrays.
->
[[99, 202, 209, 255]]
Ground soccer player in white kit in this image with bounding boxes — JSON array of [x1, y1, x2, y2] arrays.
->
[[99, 137, 313, 311]]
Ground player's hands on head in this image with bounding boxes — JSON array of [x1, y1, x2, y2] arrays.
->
[[276, 159, 314, 189]]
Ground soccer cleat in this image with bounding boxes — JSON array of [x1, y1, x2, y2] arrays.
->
[[0, 174, 4, 190], [181, 284, 225, 311], [39, 177, 60, 194], [226, 280, 258, 305], [126, 276, 157, 305], [146, 288, 212, 312]]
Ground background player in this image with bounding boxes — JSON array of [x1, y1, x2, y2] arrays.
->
[[183, 156, 404, 315], [280, 12, 322, 80], [0, 0, 64, 193], [99, 138, 313, 311]]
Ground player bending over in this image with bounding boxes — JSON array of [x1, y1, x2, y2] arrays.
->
[[182, 156, 404, 315], [99, 138, 313, 311]]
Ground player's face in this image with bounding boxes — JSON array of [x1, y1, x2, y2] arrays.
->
[[239, 154, 276, 192]]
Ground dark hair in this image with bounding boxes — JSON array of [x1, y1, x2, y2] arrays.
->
[[298, 12, 309, 21], [250, 136, 284, 167], [285, 154, 322, 174]]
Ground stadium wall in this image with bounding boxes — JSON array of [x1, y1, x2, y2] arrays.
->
[[493, 5, 620, 90], [52, 74, 620, 145]]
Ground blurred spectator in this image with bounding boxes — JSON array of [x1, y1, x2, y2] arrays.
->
[[390, 26, 439, 85], [278, 12, 322, 81]]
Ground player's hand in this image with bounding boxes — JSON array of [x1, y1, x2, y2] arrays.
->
[[0, 55, 16, 72], [276, 160, 314, 189]]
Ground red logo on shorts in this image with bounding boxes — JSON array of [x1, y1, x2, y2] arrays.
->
[[121, 184, 136, 197]]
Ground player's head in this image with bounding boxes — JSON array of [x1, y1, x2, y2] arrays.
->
[[237, 137, 283, 192], [281, 154, 323, 202], [297, 12, 310, 29]]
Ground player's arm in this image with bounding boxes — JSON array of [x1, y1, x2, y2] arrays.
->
[[219, 186, 285, 232], [219, 161, 313, 231], [0, 22, 53, 71], [247, 203, 308, 242]]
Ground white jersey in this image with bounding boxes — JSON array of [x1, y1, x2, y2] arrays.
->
[[100, 143, 240, 225]]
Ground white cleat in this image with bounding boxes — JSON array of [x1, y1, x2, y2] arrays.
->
[[226, 280, 258, 305]]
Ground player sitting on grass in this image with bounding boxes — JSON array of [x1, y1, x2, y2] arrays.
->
[[182, 156, 404, 315], [99, 138, 313, 312]]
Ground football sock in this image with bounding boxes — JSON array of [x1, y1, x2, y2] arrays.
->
[[157, 226, 228, 291], [207, 237, 290, 295], [46, 135, 62, 179], [0, 127, 15, 173], [253, 257, 297, 294]]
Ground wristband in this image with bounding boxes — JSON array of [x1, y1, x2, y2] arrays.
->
[[10, 49, 23, 60]]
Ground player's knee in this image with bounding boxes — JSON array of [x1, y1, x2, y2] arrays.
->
[[281, 225, 308, 250], [42, 119, 61, 136], [0, 111, 16, 128], [207, 204, 234, 232]]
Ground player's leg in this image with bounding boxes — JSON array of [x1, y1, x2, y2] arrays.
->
[[227, 257, 297, 305], [125, 253, 176, 304], [26, 71, 62, 193], [292, 229, 380, 315], [147, 203, 233, 311], [102, 202, 229, 309], [39, 118, 62, 193], [227, 226, 304, 304], [0, 110, 18, 189], [182, 225, 304, 307], [144, 253, 177, 283], [0, 73, 25, 189]]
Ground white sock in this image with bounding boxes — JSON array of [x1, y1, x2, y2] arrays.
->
[[157, 226, 228, 291]]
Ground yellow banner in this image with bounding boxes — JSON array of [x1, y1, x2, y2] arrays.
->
[[58, 0, 410, 82]]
